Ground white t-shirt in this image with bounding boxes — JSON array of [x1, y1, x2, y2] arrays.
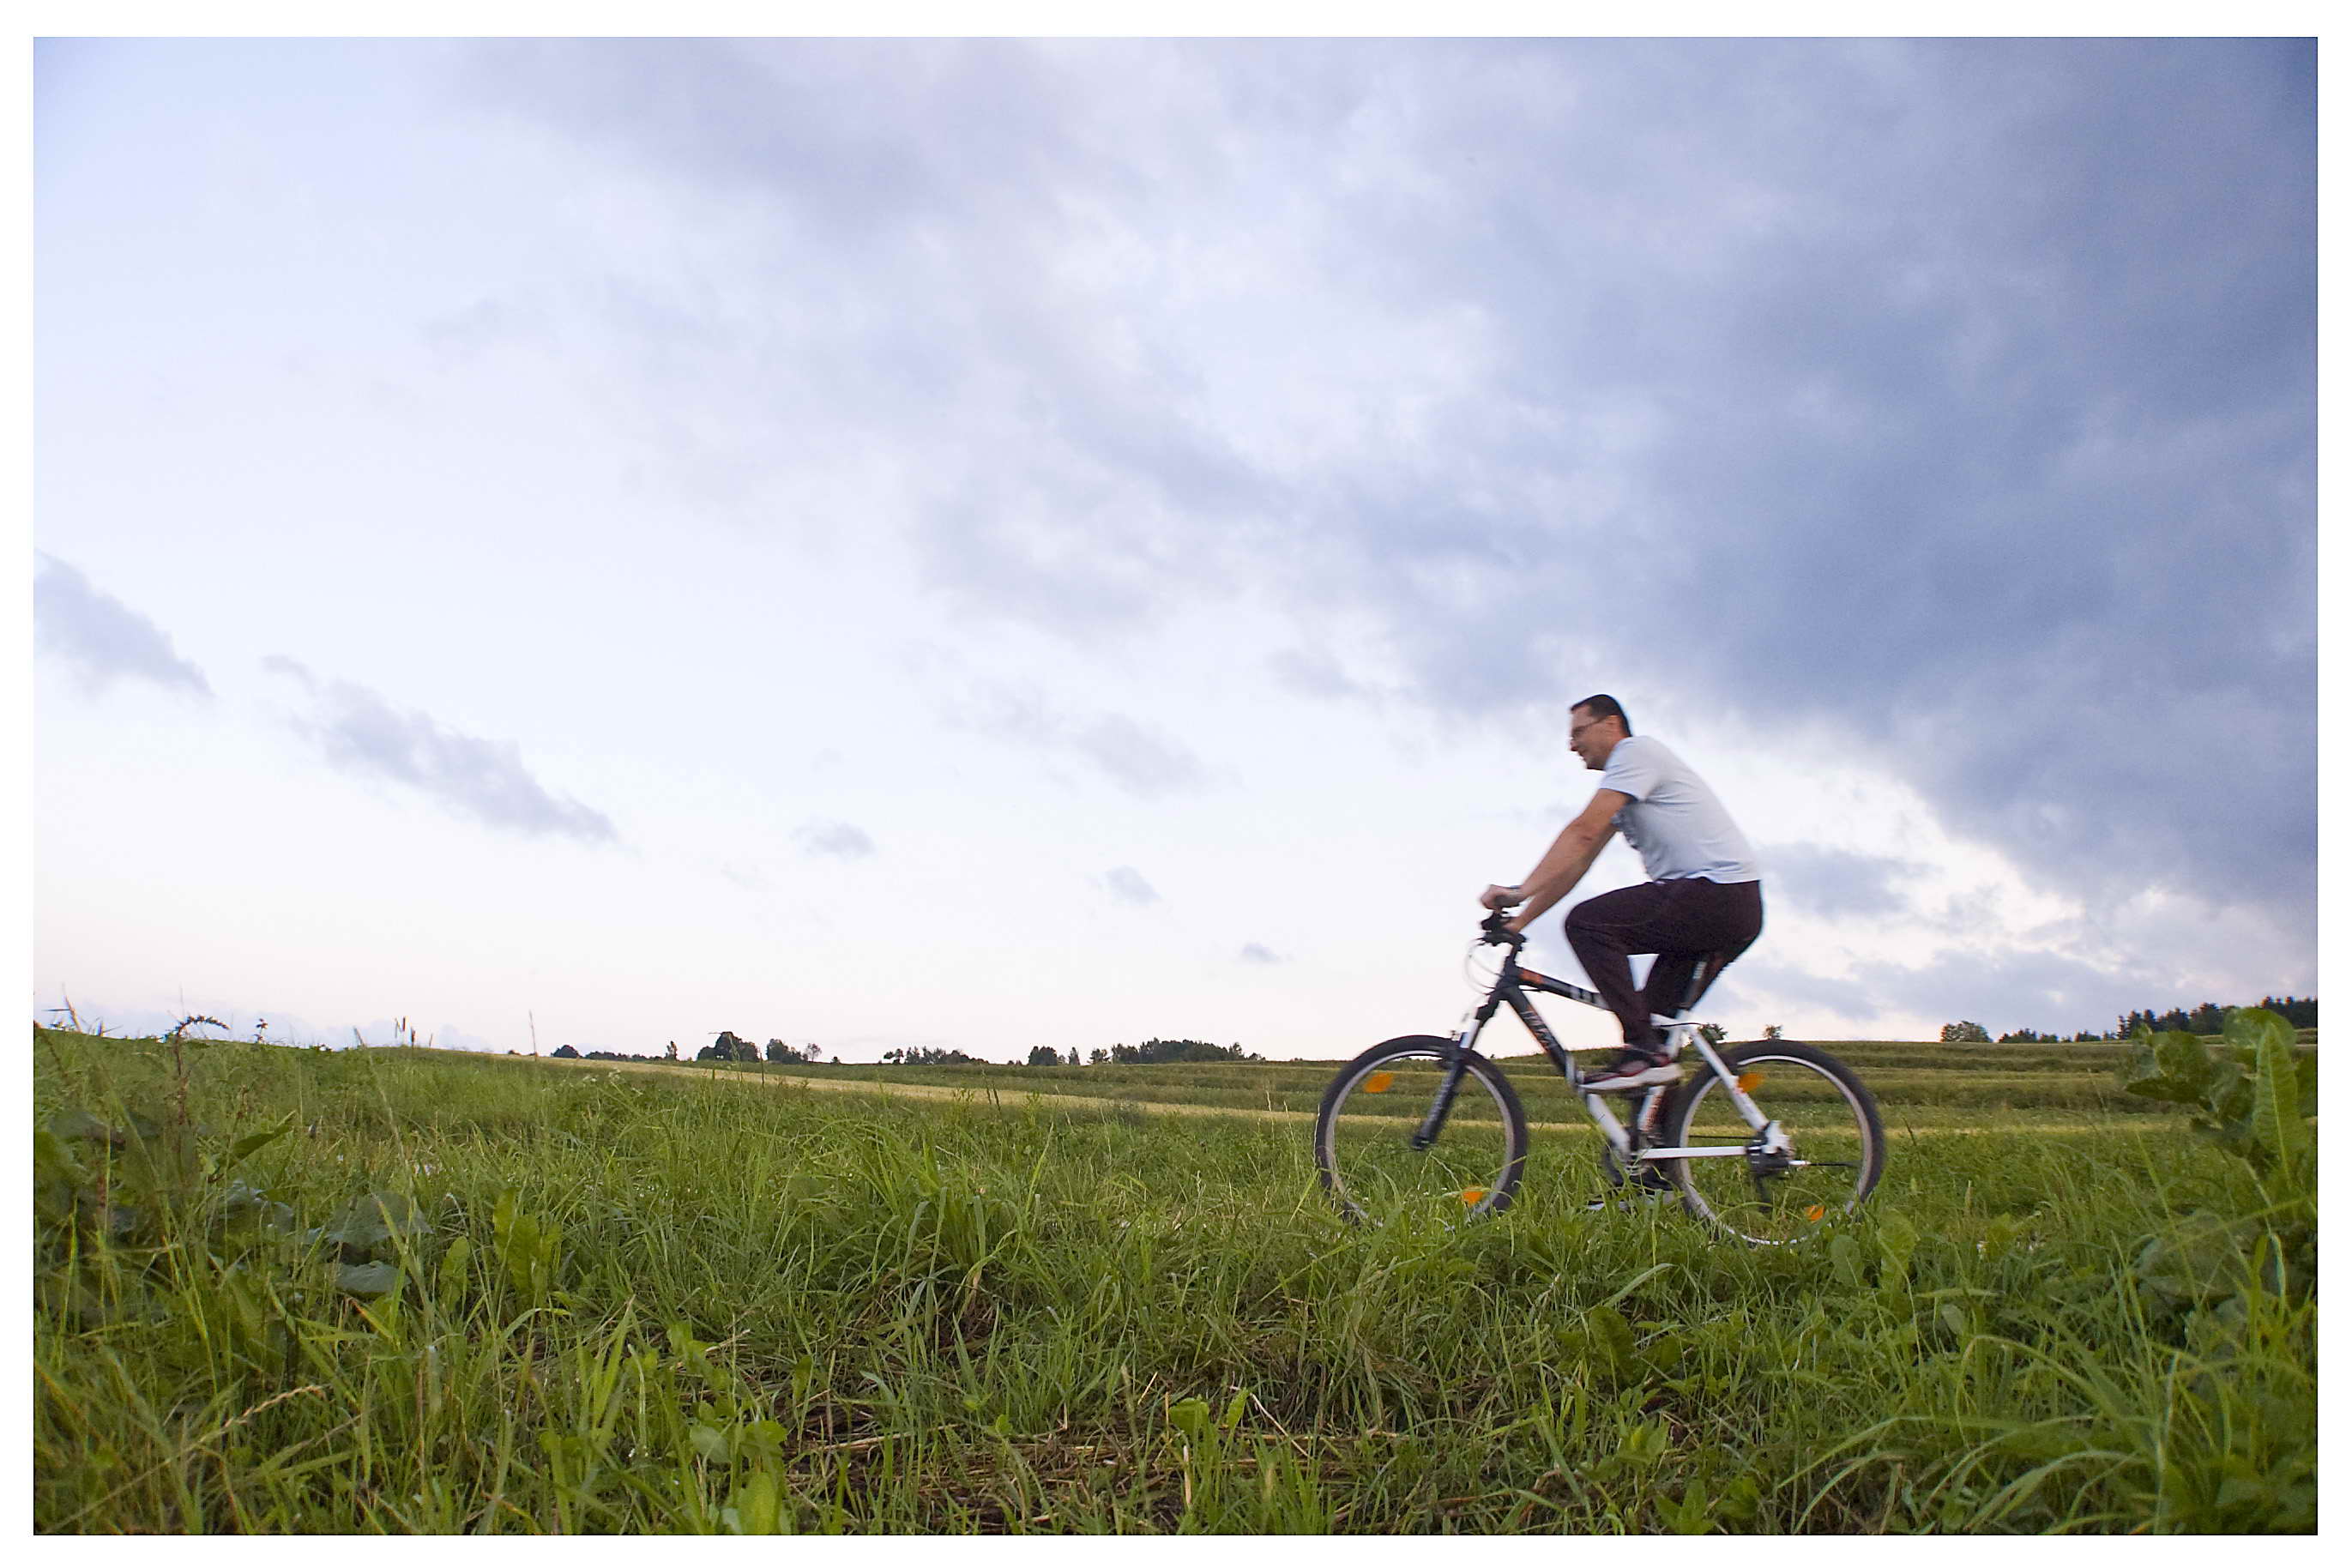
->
[[1598, 734, 1761, 884]]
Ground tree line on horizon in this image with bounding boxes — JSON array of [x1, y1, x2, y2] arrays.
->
[[529, 998, 2321, 1066], [694, 1031, 819, 1063], [1937, 994, 2317, 1046], [550, 1031, 821, 1064], [2116, 995, 2316, 1034], [543, 1035, 1267, 1068], [896, 1039, 1264, 1067]]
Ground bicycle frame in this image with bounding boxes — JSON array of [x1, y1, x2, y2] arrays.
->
[[1447, 938, 1783, 1168]]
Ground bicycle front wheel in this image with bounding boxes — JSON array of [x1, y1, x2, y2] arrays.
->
[[1663, 1040, 1885, 1245], [1315, 1036, 1529, 1224]]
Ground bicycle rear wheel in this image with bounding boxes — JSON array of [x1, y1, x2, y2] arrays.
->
[[1315, 1036, 1529, 1223], [1662, 1040, 1885, 1245]]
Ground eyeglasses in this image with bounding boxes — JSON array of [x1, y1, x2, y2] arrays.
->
[[1569, 720, 1606, 743]]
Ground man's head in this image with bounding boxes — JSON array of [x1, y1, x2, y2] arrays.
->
[[1568, 694, 1631, 770]]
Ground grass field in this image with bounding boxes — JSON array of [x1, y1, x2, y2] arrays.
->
[[33, 1026, 2316, 1533], [691, 1041, 2227, 1127]]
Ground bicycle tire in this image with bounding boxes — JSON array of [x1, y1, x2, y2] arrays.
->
[[1314, 1035, 1529, 1223], [1660, 1040, 1885, 1245]]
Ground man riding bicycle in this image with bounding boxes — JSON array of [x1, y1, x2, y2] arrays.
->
[[1480, 695, 1764, 1093]]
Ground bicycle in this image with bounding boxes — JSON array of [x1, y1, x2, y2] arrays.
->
[[1313, 909, 1885, 1245]]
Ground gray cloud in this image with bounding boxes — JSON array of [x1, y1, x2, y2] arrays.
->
[[1296, 40, 2315, 934], [1267, 646, 1378, 705], [421, 294, 546, 359], [1733, 940, 2177, 1039], [34, 554, 211, 699], [1715, 962, 1885, 1025], [1239, 942, 1284, 964], [470, 40, 2313, 974], [950, 678, 1208, 799], [265, 658, 618, 844], [1849, 947, 2176, 1039], [794, 819, 876, 859], [1757, 842, 1931, 922], [1101, 865, 1159, 905]]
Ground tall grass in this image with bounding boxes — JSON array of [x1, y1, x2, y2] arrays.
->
[[33, 1028, 2314, 1533]]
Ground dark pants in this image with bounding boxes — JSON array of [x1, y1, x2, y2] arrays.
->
[[1564, 879, 1764, 1050]]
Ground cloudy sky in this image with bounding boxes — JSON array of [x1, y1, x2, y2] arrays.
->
[[33, 38, 2316, 1060]]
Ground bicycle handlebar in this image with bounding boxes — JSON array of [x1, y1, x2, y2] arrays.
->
[[1477, 908, 1527, 949]]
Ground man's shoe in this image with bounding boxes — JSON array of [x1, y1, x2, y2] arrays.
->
[[1580, 1049, 1680, 1094]]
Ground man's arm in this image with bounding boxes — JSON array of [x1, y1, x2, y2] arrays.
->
[[1482, 789, 1631, 932]]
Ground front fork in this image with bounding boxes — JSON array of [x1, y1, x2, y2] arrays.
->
[[1410, 1010, 1489, 1150]]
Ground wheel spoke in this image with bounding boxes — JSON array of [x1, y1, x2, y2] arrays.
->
[[1317, 1046, 1526, 1225], [1668, 1047, 1884, 1245]]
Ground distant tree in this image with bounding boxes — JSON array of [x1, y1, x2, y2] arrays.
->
[[1104, 1038, 1262, 1065], [766, 1039, 791, 1063], [1066, 1047, 1081, 1066], [666, 1040, 678, 1059], [806, 1043, 823, 1063], [2258, 995, 2319, 1028], [882, 1046, 985, 1066], [1762, 1024, 1784, 1040], [1027, 1045, 1063, 1066], [551, 1043, 580, 1058], [711, 1030, 763, 1063], [2119, 1003, 2229, 1037], [1940, 1021, 1991, 1044], [1997, 1028, 2059, 1044], [1697, 1023, 1727, 1046], [2115, 998, 2314, 1036], [1089, 1047, 1108, 1065]]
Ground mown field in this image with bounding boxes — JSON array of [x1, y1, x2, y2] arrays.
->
[[33, 1026, 2316, 1533], [727, 1040, 2255, 1127]]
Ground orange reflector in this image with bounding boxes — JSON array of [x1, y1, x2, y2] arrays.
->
[[1806, 1204, 1827, 1222], [1364, 1071, 1395, 1094], [1735, 1071, 1763, 1093], [1460, 1189, 1487, 1205]]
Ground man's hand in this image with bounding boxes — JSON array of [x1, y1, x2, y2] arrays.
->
[[1486, 790, 1631, 932]]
